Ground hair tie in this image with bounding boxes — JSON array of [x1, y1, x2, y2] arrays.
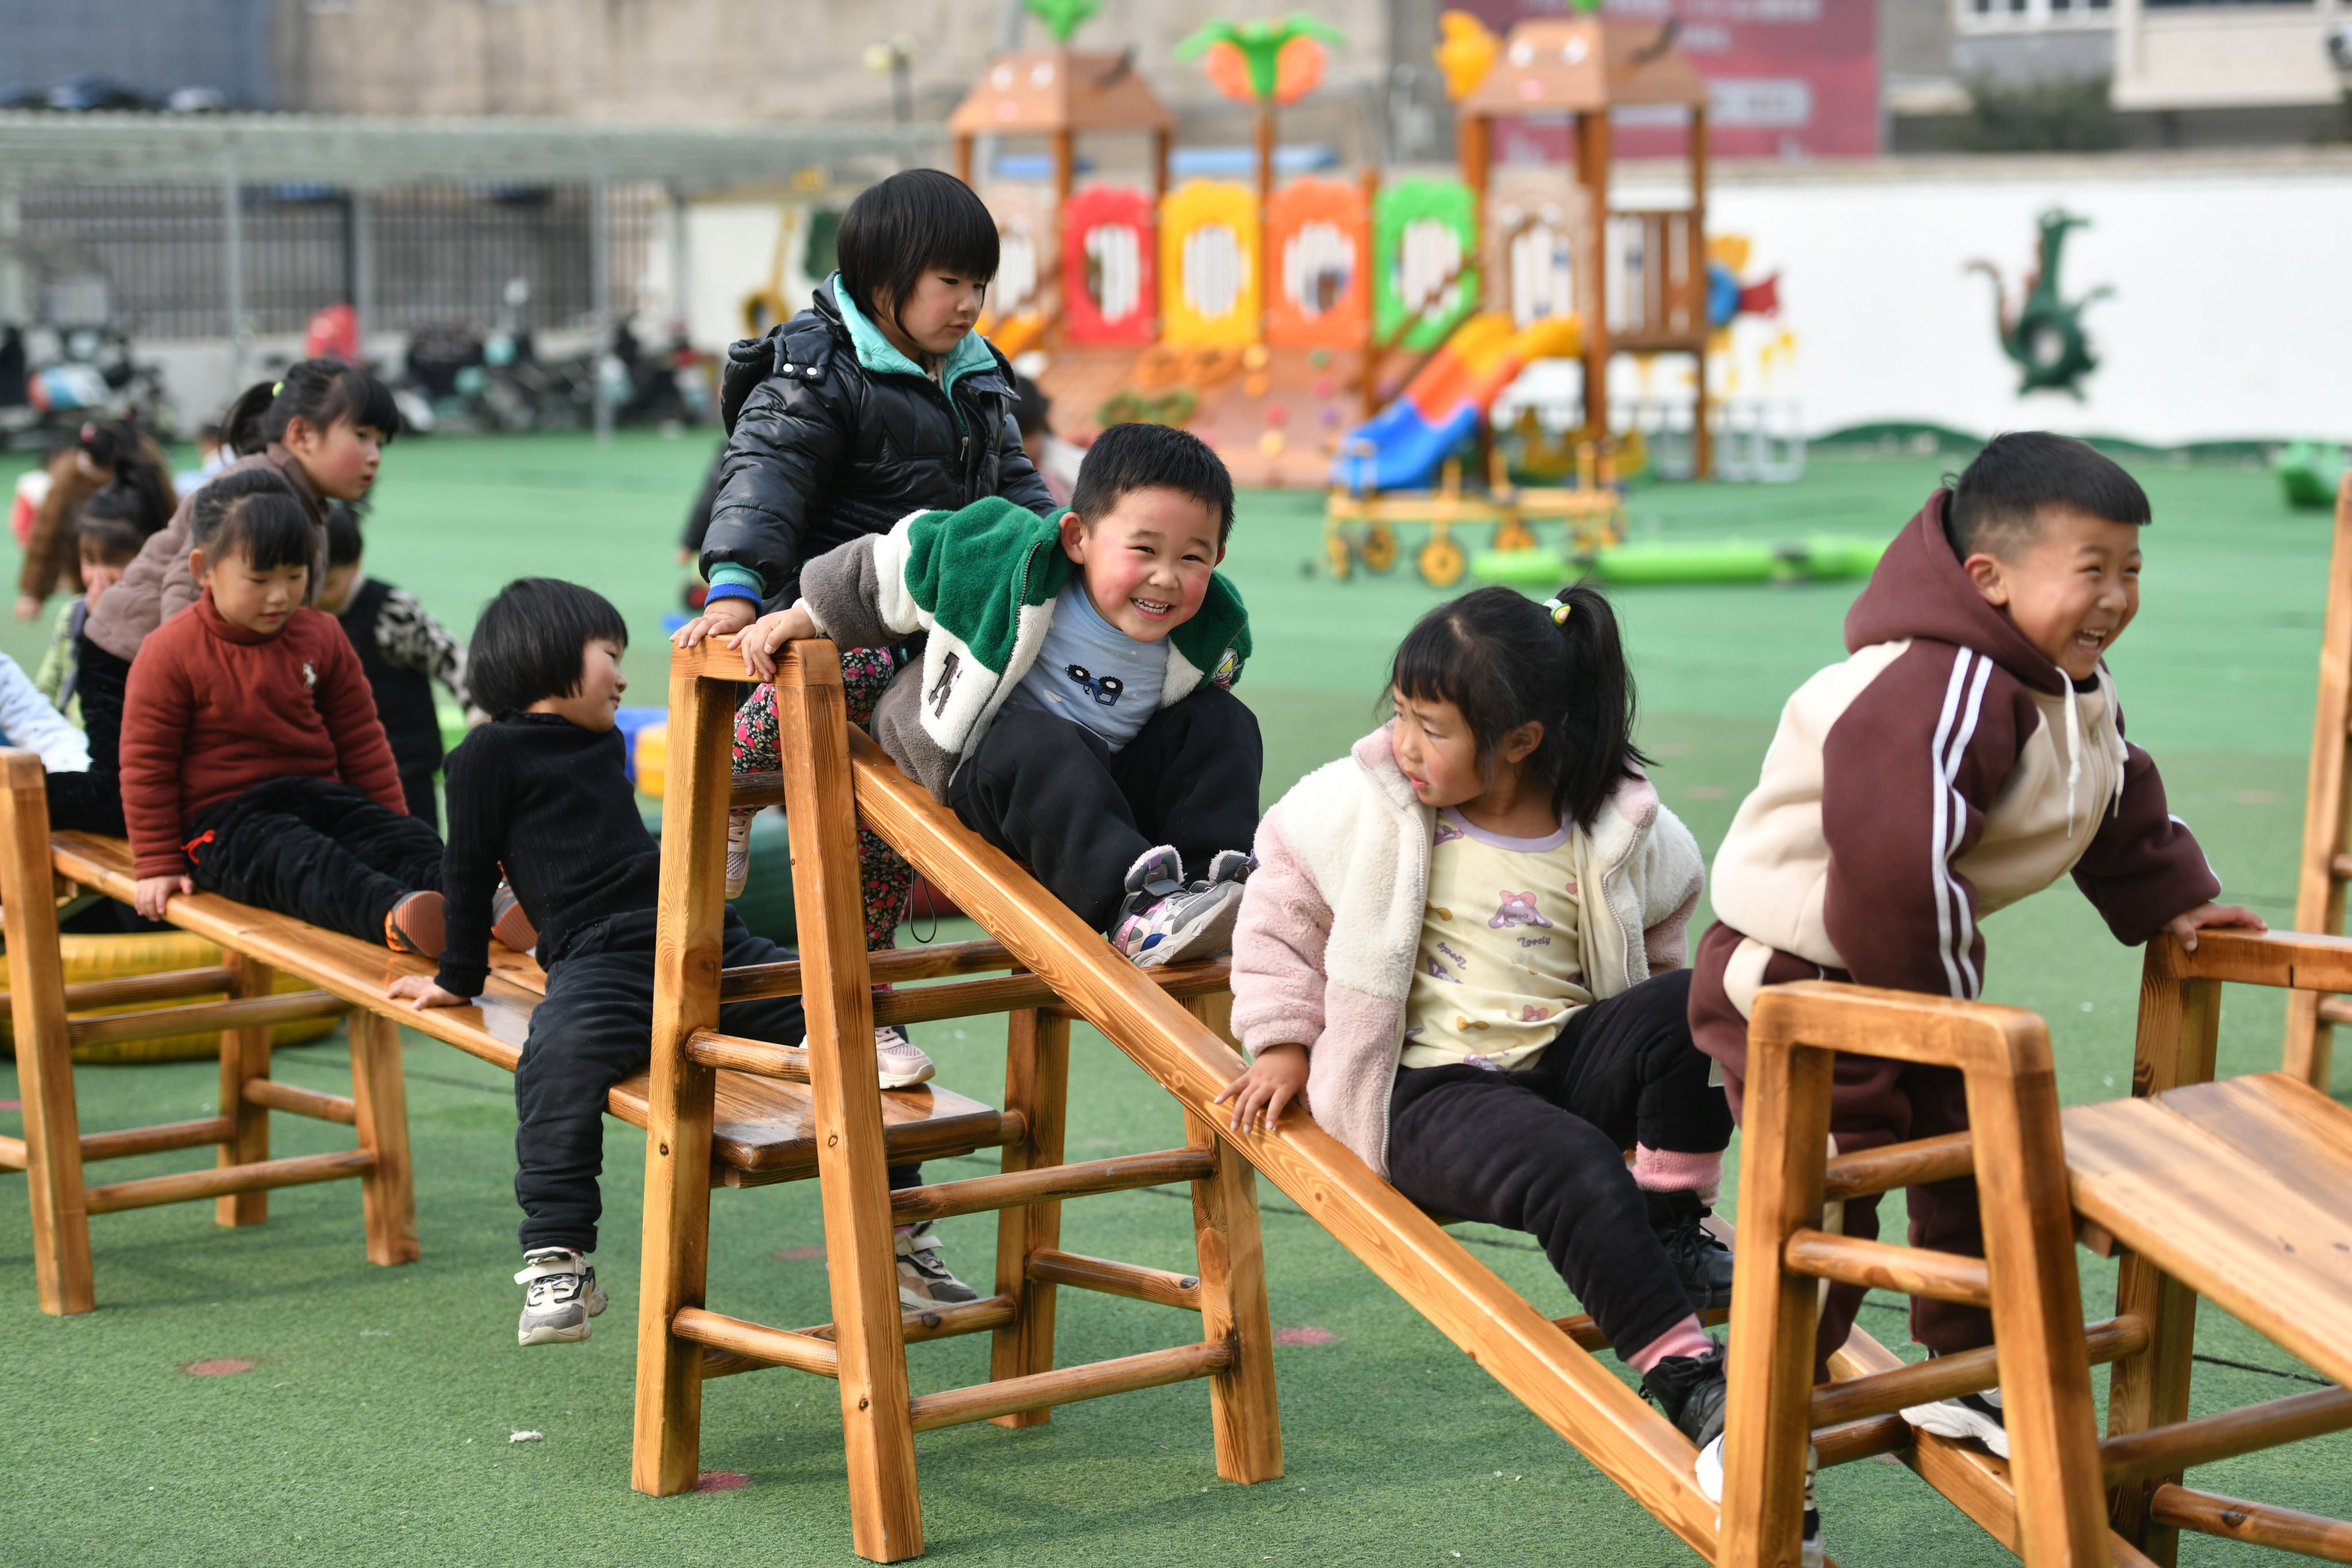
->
[[1542, 597, 1573, 625], [271, 381, 284, 396]]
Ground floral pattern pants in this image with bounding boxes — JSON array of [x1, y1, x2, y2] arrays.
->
[[731, 646, 913, 953]]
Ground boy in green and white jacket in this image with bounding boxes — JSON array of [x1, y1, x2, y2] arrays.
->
[[732, 422, 1260, 968]]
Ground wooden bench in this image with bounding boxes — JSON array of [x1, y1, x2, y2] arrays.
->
[[1719, 929, 2352, 1567], [0, 752, 1020, 1315]]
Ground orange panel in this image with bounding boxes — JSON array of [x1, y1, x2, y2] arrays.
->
[[1264, 178, 1369, 352]]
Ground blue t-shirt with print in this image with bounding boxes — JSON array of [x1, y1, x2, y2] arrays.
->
[[999, 580, 1168, 750]]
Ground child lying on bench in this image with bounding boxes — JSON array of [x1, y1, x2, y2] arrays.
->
[[119, 467, 445, 952], [388, 578, 812, 1346]]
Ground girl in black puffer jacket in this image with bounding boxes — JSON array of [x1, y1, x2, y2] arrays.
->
[[672, 170, 1056, 1312]]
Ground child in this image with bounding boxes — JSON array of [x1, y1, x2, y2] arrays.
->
[[385, 579, 814, 1343], [0, 650, 90, 777], [14, 418, 176, 623], [60, 360, 398, 837], [117, 468, 443, 953], [730, 421, 1260, 968], [36, 474, 172, 720], [1216, 586, 1744, 1470], [319, 504, 473, 830], [1690, 433, 2262, 1456], [674, 166, 1056, 1100], [1014, 374, 1082, 507]]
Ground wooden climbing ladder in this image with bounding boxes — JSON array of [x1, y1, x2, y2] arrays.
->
[[2287, 470, 2352, 1089]]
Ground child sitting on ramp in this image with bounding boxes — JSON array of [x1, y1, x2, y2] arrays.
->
[[387, 578, 809, 1345], [1216, 586, 1747, 1522]]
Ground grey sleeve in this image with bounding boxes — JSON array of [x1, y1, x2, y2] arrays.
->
[[797, 536, 903, 651]]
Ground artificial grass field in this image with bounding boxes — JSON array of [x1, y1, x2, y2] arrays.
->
[[0, 431, 2345, 1567]]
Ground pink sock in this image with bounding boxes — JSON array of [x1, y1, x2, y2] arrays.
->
[[1625, 1314, 1712, 1375], [1633, 1144, 1722, 1199]]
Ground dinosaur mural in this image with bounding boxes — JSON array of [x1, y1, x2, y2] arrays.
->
[[1966, 207, 2111, 399]]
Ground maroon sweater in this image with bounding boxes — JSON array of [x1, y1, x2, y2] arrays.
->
[[120, 597, 403, 877]]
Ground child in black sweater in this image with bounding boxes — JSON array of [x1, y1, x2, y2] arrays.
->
[[319, 504, 473, 830], [387, 578, 813, 1345]]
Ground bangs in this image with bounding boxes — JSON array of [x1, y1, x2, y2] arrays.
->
[[217, 493, 316, 573], [323, 365, 404, 442], [837, 169, 999, 320], [1388, 609, 1505, 731]]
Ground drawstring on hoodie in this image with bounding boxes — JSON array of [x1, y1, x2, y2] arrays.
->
[[2059, 665, 2131, 840]]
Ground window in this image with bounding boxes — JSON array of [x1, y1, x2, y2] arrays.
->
[[1957, 0, 2115, 28]]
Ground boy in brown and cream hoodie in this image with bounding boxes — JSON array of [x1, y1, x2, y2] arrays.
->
[[1689, 432, 2261, 1451]]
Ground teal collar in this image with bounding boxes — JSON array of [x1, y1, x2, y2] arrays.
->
[[831, 275, 998, 396]]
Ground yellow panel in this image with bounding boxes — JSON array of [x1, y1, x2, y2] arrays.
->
[[1159, 181, 1261, 348]]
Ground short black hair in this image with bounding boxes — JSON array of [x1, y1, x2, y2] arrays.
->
[[1013, 373, 1052, 439], [1069, 422, 1236, 545], [324, 503, 363, 568], [1945, 432, 2150, 561], [835, 169, 998, 339], [219, 358, 401, 458], [191, 466, 314, 573], [468, 577, 629, 719]]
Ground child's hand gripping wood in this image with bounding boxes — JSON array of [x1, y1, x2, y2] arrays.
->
[[388, 974, 465, 1011], [132, 874, 192, 921], [1214, 1042, 1308, 1134], [669, 595, 758, 652], [725, 603, 818, 682], [2165, 900, 2267, 952]]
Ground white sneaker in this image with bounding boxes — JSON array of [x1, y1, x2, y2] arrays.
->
[[725, 810, 754, 898], [515, 1248, 607, 1346], [1903, 1382, 2010, 1458], [1109, 847, 1243, 968], [895, 1222, 979, 1310], [1697, 1436, 1824, 1568], [800, 1023, 935, 1090]]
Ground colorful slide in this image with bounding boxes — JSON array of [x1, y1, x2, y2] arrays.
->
[[1331, 312, 1582, 492]]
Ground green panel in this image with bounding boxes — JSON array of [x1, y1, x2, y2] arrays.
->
[[1373, 177, 1479, 352]]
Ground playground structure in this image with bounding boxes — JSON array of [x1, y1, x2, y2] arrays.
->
[[2286, 471, 2352, 1088]]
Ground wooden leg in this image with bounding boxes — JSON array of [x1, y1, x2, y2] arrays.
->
[[346, 1010, 418, 1265], [2106, 1255, 2200, 1565], [2287, 473, 2352, 1088], [776, 645, 921, 1562], [0, 751, 93, 1315], [216, 953, 274, 1227], [631, 661, 731, 1500], [1964, 1045, 2113, 1565], [2282, 991, 2332, 1094], [989, 1006, 1068, 1427], [1718, 1033, 1834, 1568], [1183, 994, 1281, 1483]]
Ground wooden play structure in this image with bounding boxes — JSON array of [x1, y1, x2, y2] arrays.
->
[[1324, 441, 1624, 587], [2286, 469, 2352, 1090]]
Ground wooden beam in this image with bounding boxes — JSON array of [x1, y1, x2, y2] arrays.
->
[[890, 1148, 1216, 1225], [2287, 472, 2352, 1086], [0, 964, 235, 1013], [2104, 1385, 2352, 1488], [1821, 1130, 1975, 1202], [1809, 1316, 2147, 1430], [720, 939, 1017, 1001], [65, 986, 347, 1051], [84, 1149, 376, 1214], [1188, 1075, 1284, 1484], [1782, 1229, 1993, 1308], [798, 1293, 1016, 1347], [2152, 1484, 2352, 1562], [1028, 1249, 1200, 1311], [346, 1009, 418, 1265], [908, 1339, 1231, 1433], [683, 1030, 805, 1080], [672, 1306, 840, 1378], [242, 1079, 357, 1126], [990, 1007, 1068, 1428], [77, 1115, 237, 1163]]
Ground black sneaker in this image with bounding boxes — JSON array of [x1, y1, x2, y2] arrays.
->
[[1640, 1340, 1728, 1449], [1647, 1189, 1736, 1312], [1697, 1432, 1824, 1568]]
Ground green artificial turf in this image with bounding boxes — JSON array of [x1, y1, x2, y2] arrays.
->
[[0, 434, 2344, 1566]]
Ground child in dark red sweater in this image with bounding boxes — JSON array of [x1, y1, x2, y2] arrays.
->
[[119, 468, 445, 952]]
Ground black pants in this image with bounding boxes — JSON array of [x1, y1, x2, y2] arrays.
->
[[399, 768, 441, 834], [184, 776, 445, 945], [515, 907, 917, 1252], [43, 629, 128, 837], [1385, 970, 1733, 1360], [947, 684, 1263, 930]]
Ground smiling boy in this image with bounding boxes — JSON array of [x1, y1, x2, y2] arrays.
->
[[1689, 432, 2261, 1452], [731, 421, 1258, 967]]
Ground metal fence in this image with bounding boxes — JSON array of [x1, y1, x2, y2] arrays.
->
[[14, 180, 660, 339]]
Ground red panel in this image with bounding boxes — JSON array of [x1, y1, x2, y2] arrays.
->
[[1061, 186, 1158, 347]]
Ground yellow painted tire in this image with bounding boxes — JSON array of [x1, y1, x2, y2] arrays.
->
[[1325, 528, 1353, 581], [1418, 535, 1467, 588], [1361, 524, 1399, 574], [0, 932, 339, 1065], [1493, 518, 1537, 554]]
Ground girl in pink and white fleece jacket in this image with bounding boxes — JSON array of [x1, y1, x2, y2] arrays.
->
[[1218, 585, 1739, 1455]]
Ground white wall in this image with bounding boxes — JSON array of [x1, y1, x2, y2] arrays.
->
[[1690, 152, 2352, 445]]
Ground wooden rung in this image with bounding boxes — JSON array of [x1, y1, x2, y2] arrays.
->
[[1027, 1249, 1202, 1310], [2150, 1484, 2352, 1563], [872, 960, 1231, 1029], [80, 1115, 237, 1163], [67, 988, 350, 1050], [1822, 1130, 1975, 1202], [2331, 853, 2352, 883], [720, 939, 1018, 1001], [906, 1338, 1233, 1433], [683, 1029, 806, 1080], [1809, 1315, 2148, 1429], [2103, 1384, 2352, 1487], [670, 1305, 841, 1378], [1550, 1306, 1729, 1355], [2319, 995, 2352, 1028], [731, 768, 786, 810], [82, 1148, 376, 1214], [1812, 1413, 1914, 1468], [1783, 1229, 1992, 1308], [890, 1148, 1219, 1225], [241, 1079, 357, 1125], [798, 1293, 1017, 1347], [0, 963, 237, 1013], [0, 1132, 24, 1171]]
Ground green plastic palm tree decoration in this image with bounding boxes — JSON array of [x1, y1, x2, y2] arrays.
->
[[1021, 0, 1102, 44], [1173, 13, 1346, 103]]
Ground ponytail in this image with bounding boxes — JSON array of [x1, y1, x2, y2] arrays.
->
[[1387, 582, 1650, 831], [73, 416, 177, 540], [220, 357, 401, 457]]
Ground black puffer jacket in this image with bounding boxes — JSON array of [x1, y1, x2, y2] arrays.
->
[[701, 277, 1056, 609]]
